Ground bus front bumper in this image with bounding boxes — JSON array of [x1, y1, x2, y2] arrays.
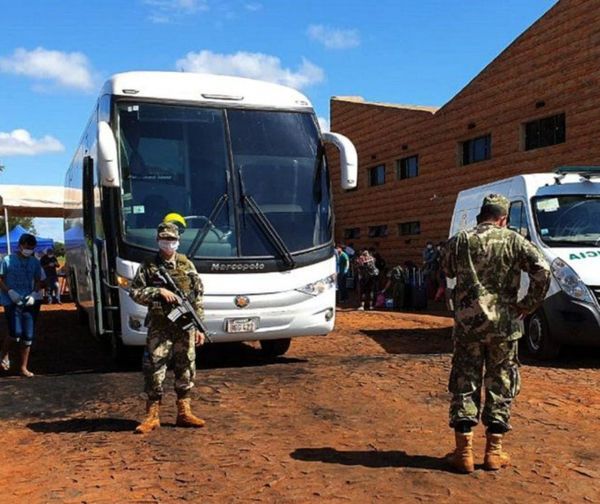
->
[[118, 288, 336, 346]]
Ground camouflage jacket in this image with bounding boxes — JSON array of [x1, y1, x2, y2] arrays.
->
[[442, 223, 550, 342], [129, 253, 204, 330]]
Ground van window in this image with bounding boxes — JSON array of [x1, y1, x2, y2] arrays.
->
[[508, 201, 529, 239], [533, 195, 600, 246]]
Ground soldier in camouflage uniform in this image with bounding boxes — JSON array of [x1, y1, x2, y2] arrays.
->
[[441, 194, 550, 473], [130, 222, 206, 434]]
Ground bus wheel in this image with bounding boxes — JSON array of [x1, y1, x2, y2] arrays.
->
[[259, 338, 291, 357], [525, 310, 560, 360]]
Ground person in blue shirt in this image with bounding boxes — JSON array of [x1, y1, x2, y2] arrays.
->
[[335, 244, 350, 303], [0, 233, 43, 377]]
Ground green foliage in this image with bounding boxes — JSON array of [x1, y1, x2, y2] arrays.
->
[[53, 241, 65, 257], [0, 216, 36, 235]]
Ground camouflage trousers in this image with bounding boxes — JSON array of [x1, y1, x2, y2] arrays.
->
[[448, 336, 521, 430], [143, 326, 196, 401]]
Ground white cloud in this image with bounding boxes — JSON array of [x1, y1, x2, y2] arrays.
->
[[317, 116, 330, 132], [307, 24, 360, 50], [245, 2, 262, 11], [144, 0, 209, 23], [176, 50, 325, 89], [0, 47, 95, 91], [0, 129, 64, 156]]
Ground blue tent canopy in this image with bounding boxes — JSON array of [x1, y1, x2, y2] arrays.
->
[[0, 225, 54, 254]]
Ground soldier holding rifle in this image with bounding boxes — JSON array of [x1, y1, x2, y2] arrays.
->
[[130, 222, 206, 434]]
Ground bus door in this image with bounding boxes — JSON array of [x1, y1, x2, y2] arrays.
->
[[82, 155, 104, 336]]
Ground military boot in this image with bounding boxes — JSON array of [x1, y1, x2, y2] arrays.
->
[[445, 432, 475, 473], [134, 400, 161, 434], [176, 398, 205, 428], [484, 433, 510, 470]]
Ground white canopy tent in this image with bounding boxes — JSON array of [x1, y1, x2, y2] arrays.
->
[[0, 185, 65, 254]]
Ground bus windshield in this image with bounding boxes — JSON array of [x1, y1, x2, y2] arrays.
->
[[533, 195, 600, 246], [118, 103, 331, 258]]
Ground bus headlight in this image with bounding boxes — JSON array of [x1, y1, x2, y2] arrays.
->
[[116, 274, 132, 291], [296, 274, 336, 296], [551, 258, 595, 304]]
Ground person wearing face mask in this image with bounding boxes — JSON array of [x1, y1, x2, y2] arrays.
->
[[129, 222, 206, 434], [0, 233, 43, 377]]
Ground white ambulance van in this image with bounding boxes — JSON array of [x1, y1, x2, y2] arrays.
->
[[448, 166, 600, 359]]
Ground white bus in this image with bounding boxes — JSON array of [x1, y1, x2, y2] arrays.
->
[[65, 71, 357, 363]]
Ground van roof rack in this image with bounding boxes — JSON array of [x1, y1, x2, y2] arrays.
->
[[554, 166, 600, 179]]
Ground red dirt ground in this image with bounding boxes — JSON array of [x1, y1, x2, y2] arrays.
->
[[1, 303, 599, 503]]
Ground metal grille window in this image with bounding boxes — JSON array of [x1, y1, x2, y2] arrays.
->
[[396, 155, 419, 180], [524, 113, 565, 150], [344, 227, 361, 239], [368, 225, 388, 237], [368, 164, 386, 186], [399, 221, 421, 235], [461, 134, 491, 165]]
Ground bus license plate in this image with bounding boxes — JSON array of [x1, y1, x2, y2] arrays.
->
[[226, 318, 258, 333]]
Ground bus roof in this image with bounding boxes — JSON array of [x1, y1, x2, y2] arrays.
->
[[101, 71, 314, 110]]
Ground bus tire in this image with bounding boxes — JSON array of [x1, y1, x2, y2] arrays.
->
[[525, 310, 560, 360], [259, 338, 291, 357]]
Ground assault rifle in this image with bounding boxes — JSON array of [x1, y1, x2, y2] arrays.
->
[[157, 266, 213, 343]]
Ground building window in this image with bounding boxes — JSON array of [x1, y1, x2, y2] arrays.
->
[[368, 164, 385, 186], [396, 155, 419, 180], [344, 227, 361, 239], [524, 113, 565, 151], [399, 221, 421, 236], [461, 134, 491, 165], [368, 225, 388, 238]]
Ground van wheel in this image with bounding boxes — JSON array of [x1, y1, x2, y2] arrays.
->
[[259, 338, 291, 357], [525, 310, 560, 360]]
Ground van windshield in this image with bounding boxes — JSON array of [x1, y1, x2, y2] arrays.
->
[[533, 195, 600, 246]]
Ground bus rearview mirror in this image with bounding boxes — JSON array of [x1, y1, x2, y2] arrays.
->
[[323, 132, 357, 190], [98, 121, 120, 188]]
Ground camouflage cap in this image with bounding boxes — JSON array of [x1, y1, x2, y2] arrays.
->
[[156, 222, 179, 239], [481, 193, 510, 215]]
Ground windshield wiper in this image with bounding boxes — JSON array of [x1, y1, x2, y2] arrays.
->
[[238, 168, 295, 269], [186, 193, 229, 258]]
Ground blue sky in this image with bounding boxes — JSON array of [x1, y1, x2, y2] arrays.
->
[[0, 0, 557, 241]]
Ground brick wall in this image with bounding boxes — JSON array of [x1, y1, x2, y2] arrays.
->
[[329, 0, 600, 267]]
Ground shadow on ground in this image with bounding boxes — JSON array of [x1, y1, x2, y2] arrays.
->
[[361, 327, 453, 355], [0, 304, 307, 376], [291, 447, 451, 472], [27, 417, 138, 433], [520, 345, 600, 369]]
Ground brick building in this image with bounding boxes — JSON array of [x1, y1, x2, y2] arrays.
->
[[329, 0, 600, 266]]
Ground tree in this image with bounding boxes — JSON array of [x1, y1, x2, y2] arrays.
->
[[0, 216, 36, 235], [53, 241, 65, 257]]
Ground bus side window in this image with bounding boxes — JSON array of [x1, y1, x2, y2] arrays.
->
[[508, 201, 530, 239]]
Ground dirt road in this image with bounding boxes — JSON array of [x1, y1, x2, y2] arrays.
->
[[1, 304, 599, 503]]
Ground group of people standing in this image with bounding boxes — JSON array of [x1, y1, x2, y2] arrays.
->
[[334, 243, 387, 310]]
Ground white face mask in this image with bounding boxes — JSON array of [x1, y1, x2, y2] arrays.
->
[[158, 240, 179, 253], [21, 248, 34, 257]]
